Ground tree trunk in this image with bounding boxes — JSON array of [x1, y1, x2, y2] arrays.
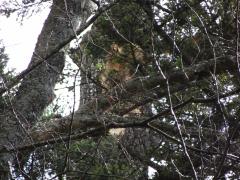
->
[[0, 0, 95, 178]]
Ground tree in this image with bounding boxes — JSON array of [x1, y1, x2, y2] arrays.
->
[[0, 0, 240, 179]]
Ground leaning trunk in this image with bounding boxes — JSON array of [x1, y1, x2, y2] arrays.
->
[[0, 0, 94, 178]]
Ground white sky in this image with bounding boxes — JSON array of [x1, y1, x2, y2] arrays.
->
[[0, 7, 80, 115], [0, 7, 50, 72]]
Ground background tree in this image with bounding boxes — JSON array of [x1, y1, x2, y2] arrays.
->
[[0, 0, 240, 179]]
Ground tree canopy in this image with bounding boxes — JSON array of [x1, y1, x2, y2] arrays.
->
[[0, 0, 240, 179]]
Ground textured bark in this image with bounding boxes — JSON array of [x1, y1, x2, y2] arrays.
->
[[0, 0, 95, 178], [69, 32, 101, 107], [0, 54, 237, 178], [24, 55, 238, 142], [74, 55, 236, 116], [0, 0, 238, 178], [14, 0, 93, 126], [0, 53, 235, 152]]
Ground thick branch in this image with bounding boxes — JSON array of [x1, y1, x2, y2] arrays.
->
[[75, 55, 237, 116], [0, 114, 238, 164], [1, 55, 230, 149]]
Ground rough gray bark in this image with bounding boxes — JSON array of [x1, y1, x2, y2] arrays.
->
[[0, 0, 95, 178], [0, 0, 239, 178], [69, 32, 100, 107], [25, 55, 237, 141], [0, 42, 237, 179], [13, 0, 94, 125], [77, 50, 96, 107]]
